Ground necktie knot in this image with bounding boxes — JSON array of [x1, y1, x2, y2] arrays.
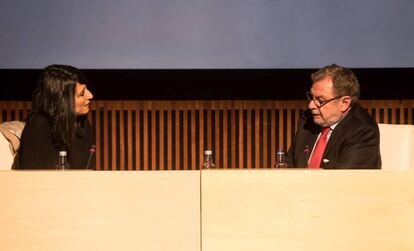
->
[[321, 127, 331, 135], [308, 127, 331, 169]]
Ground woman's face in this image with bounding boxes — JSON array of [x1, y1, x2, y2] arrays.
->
[[75, 83, 93, 115]]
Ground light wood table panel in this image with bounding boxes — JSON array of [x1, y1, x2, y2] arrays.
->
[[201, 170, 414, 251], [0, 171, 200, 251]]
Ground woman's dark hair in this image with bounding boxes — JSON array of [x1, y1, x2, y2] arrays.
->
[[31, 64, 88, 150]]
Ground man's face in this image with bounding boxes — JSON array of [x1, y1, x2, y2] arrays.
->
[[307, 76, 349, 127]]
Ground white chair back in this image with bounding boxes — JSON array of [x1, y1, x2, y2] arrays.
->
[[378, 123, 414, 170], [0, 121, 25, 170], [0, 133, 14, 170]]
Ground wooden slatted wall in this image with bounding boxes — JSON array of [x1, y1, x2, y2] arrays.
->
[[1, 100, 414, 170]]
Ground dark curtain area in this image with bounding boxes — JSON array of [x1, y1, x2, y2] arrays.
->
[[2, 68, 413, 100]]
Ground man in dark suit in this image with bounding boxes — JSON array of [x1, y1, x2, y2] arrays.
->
[[286, 64, 381, 169]]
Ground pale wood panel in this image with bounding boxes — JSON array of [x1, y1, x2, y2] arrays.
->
[[0, 171, 200, 251], [202, 170, 414, 251]]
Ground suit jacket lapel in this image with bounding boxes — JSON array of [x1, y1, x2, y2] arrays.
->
[[324, 106, 356, 155], [300, 133, 318, 166]]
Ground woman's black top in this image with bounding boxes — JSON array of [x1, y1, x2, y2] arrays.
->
[[15, 113, 95, 169]]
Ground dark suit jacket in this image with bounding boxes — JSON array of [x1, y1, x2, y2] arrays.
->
[[286, 104, 381, 169]]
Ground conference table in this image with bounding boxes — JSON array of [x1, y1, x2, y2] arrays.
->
[[1, 170, 413, 250]]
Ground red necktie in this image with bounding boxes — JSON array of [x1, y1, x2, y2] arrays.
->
[[308, 127, 331, 169]]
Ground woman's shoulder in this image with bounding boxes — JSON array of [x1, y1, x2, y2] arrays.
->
[[25, 113, 51, 129]]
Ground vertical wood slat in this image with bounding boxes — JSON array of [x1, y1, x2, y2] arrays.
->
[[286, 108, 292, 149], [222, 110, 228, 169], [111, 109, 117, 169], [270, 109, 276, 168], [127, 110, 133, 170], [175, 110, 180, 170], [206, 110, 212, 151], [238, 109, 244, 168], [246, 110, 252, 169], [2, 100, 414, 170], [278, 109, 284, 151], [6, 109, 12, 122], [143, 110, 148, 170], [151, 110, 157, 170], [167, 110, 172, 170], [295, 107, 301, 134], [231, 110, 236, 169], [263, 109, 268, 169], [159, 110, 165, 170], [383, 101, 389, 123], [254, 109, 260, 169], [95, 105, 101, 170], [135, 110, 141, 170], [376, 106, 381, 123], [392, 103, 398, 124], [215, 110, 220, 169], [103, 107, 109, 170], [191, 110, 196, 170], [199, 109, 204, 170], [183, 110, 188, 170], [119, 109, 125, 170]]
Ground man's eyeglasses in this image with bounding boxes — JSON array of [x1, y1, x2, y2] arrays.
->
[[305, 91, 342, 108]]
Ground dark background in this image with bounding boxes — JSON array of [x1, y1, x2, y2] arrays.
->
[[2, 68, 413, 101]]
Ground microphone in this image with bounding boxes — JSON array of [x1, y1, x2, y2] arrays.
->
[[304, 144, 311, 161], [86, 145, 96, 169]]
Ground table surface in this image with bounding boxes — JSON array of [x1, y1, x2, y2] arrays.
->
[[0, 170, 200, 251]]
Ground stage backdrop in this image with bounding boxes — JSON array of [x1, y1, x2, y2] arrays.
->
[[1, 0, 413, 69]]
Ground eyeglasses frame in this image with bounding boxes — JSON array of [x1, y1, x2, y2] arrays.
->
[[305, 91, 344, 108]]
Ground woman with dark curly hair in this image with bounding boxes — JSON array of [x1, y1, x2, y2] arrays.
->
[[15, 64, 95, 169]]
